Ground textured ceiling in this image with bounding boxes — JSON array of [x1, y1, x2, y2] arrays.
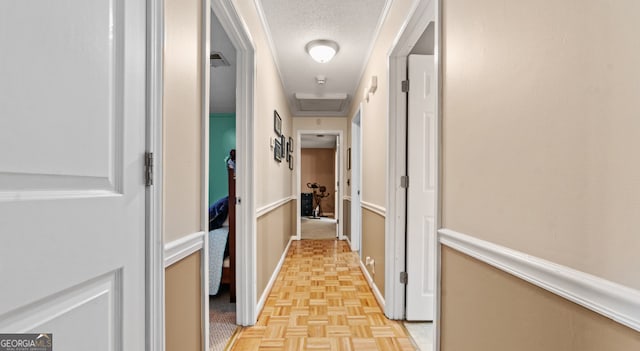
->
[[258, 0, 389, 117]]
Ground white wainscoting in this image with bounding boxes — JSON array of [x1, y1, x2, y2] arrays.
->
[[257, 236, 294, 313], [164, 231, 205, 268], [361, 201, 386, 217], [256, 196, 294, 218], [439, 228, 640, 332]]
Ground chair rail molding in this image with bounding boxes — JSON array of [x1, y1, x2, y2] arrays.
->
[[439, 228, 640, 332]]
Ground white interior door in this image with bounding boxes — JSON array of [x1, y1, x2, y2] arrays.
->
[[406, 54, 437, 321], [0, 1, 147, 350], [334, 138, 340, 237], [350, 109, 362, 252]]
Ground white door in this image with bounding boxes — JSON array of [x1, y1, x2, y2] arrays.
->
[[0, 1, 147, 350], [406, 54, 437, 321], [350, 108, 362, 252], [334, 139, 340, 238]]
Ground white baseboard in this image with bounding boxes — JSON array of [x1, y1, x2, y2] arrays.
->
[[256, 196, 294, 218], [359, 260, 385, 310], [256, 236, 295, 314], [164, 231, 205, 267], [439, 228, 640, 332]]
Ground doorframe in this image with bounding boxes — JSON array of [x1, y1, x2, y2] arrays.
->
[[210, 0, 257, 327], [350, 106, 363, 253], [147, 0, 257, 349], [146, 0, 165, 349], [296, 130, 345, 240], [385, 0, 440, 331]]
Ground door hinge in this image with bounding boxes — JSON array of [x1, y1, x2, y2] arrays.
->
[[400, 176, 409, 189], [401, 80, 410, 92], [400, 271, 408, 284], [145, 152, 153, 186]]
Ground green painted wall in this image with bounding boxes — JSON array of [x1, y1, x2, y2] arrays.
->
[[209, 113, 235, 205]]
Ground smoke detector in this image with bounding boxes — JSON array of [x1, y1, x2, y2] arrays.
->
[[316, 75, 326, 86]]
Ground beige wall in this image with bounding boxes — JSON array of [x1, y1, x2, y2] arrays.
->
[[441, 0, 640, 348], [442, 0, 640, 291], [165, 252, 202, 351], [163, 0, 203, 242], [342, 3, 416, 301], [346, 1, 414, 207], [301, 148, 336, 216], [361, 208, 385, 295], [234, 1, 294, 209], [441, 247, 640, 350], [256, 201, 294, 296]]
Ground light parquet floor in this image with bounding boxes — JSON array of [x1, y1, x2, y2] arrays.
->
[[231, 240, 416, 351]]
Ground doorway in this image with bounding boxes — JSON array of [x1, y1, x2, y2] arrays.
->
[[207, 8, 238, 351], [299, 134, 338, 240], [205, 0, 257, 346], [386, 0, 439, 347], [296, 130, 344, 241]]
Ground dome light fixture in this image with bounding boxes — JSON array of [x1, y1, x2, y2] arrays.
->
[[305, 39, 339, 63]]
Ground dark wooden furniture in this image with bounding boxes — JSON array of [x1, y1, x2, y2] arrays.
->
[[220, 167, 236, 302]]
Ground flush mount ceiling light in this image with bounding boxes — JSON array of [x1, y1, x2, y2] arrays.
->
[[305, 39, 339, 63]]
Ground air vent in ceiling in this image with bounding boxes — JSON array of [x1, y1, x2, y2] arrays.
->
[[294, 93, 348, 112], [210, 51, 230, 67]]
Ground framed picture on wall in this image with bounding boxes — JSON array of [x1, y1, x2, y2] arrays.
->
[[274, 139, 282, 162], [280, 135, 286, 158], [288, 154, 294, 170], [347, 147, 351, 170], [288, 136, 294, 152], [274, 110, 282, 136]]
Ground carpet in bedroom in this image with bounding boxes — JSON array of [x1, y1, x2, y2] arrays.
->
[[209, 285, 237, 351]]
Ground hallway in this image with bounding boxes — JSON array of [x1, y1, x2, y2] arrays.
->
[[230, 240, 416, 350]]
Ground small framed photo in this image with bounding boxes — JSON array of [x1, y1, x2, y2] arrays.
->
[[274, 139, 282, 162], [280, 135, 286, 158], [288, 137, 294, 152], [288, 154, 294, 170], [347, 148, 351, 170], [273, 110, 282, 136]]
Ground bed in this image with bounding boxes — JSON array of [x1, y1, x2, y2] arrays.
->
[[209, 166, 236, 302]]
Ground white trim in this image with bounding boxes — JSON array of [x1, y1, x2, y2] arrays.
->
[[146, 0, 165, 348], [295, 129, 345, 241], [200, 2, 211, 351], [360, 201, 386, 218], [163, 232, 206, 268], [344, 236, 352, 248], [439, 228, 640, 333], [343, 196, 352, 201], [256, 196, 294, 218], [256, 237, 294, 313], [212, 0, 257, 326], [359, 260, 385, 310]]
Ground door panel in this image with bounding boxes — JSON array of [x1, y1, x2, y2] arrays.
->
[[406, 54, 437, 321], [0, 1, 147, 350]]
